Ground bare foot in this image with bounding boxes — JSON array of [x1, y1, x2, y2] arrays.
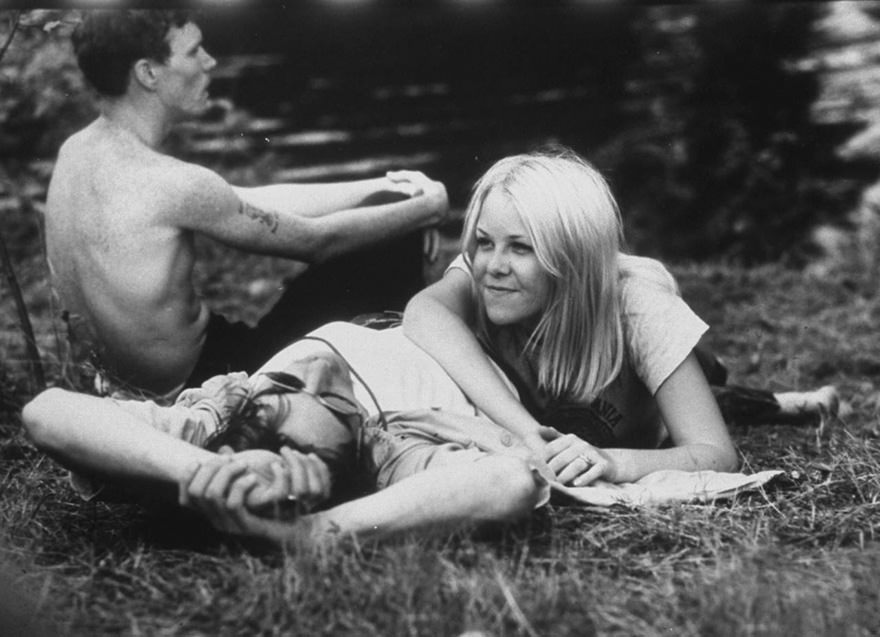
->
[[774, 386, 840, 421]]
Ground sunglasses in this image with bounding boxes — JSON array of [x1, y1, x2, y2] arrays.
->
[[261, 370, 363, 434]]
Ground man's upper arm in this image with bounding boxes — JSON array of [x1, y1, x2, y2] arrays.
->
[[161, 165, 323, 261]]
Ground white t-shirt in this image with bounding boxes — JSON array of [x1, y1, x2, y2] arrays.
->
[[258, 322, 516, 419], [106, 322, 515, 444], [72, 323, 516, 500], [446, 254, 708, 447]]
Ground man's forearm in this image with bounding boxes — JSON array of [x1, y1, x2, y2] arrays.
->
[[270, 456, 544, 546], [233, 177, 398, 219], [306, 193, 443, 261], [202, 170, 448, 263], [22, 388, 214, 485]]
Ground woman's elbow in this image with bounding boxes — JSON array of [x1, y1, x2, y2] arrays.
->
[[715, 443, 740, 473]]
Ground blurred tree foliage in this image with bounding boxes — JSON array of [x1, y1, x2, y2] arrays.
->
[[0, 10, 87, 392], [0, 6, 867, 265], [602, 4, 860, 264], [0, 11, 94, 161]]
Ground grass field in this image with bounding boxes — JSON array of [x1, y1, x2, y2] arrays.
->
[[1, 209, 880, 635]]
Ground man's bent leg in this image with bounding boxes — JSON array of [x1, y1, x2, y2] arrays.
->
[[713, 384, 839, 425], [694, 343, 839, 425], [248, 230, 425, 360], [185, 314, 264, 387]]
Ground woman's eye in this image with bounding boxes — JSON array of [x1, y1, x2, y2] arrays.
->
[[475, 236, 492, 249], [512, 242, 533, 254]]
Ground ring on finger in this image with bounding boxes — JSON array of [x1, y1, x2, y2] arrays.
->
[[576, 454, 592, 469]]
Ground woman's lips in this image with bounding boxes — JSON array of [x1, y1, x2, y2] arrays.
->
[[483, 284, 517, 295]]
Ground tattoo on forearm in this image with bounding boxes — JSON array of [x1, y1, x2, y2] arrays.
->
[[239, 201, 279, 234]]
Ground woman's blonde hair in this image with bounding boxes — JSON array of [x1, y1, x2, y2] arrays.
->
[[462, 147, 674, 402]]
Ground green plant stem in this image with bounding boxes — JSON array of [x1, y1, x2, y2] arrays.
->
[[0, 11, 44, 391], [0, 232, 44, 391], [0, 12, 21, 61]]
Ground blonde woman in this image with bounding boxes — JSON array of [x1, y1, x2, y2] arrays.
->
[[404, 147, 833, 487]]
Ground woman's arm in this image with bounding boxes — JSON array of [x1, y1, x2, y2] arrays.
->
[[403, 270, 551, 452], [549, 352, 740, 486]]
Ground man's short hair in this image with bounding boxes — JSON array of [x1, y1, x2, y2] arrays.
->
[[72, 10, 193, 97]]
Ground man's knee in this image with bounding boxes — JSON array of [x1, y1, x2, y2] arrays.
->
[[21, 387, 69, 451]]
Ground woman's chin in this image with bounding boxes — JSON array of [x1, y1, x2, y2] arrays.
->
[[485, 308, 519, 327]]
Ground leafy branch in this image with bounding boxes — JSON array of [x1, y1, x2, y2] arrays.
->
[[0, 10, 45, 392]]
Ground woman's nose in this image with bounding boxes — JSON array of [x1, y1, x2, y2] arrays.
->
[[487, 248, 510, 275]]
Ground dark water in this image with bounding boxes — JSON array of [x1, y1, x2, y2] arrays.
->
[[174, 3, 853, 265], [188, 4, 642, 208]]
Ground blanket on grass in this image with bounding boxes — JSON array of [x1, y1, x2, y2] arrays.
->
[[549, 469, 784, 507]]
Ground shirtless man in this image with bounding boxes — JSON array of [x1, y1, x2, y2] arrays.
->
[[46, 10, 449, 397]]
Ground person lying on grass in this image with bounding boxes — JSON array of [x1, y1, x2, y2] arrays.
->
[[23, 318, 835, 546], [22, 324, 552, 546], [403, 146, 840, 487]]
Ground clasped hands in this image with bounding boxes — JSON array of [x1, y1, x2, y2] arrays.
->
[[385, 170, 449, 224], [178, 446, 330, 537], [524, 427, 617, 487]]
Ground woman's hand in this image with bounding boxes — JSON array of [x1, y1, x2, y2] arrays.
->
[[545, 433, 617, 486]]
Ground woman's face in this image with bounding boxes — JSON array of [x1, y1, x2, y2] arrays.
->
[[471, 190, 552, 328]]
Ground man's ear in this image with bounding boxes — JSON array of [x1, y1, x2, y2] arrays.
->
[[132, 58, 159, 91]]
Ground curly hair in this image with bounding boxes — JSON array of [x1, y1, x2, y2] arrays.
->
[[203, 384, 285, 454], [73, 10, 193, 97], [203, 378, 357, 478]]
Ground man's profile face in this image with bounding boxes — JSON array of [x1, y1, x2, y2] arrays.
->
[[253, 352, 361, 467], [153, 21, 216, 118]]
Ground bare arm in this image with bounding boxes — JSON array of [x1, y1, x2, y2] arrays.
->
[[172, 167, 448, 264], [231, 171, 426, 218], [23, 388, 215, 486], [21, 388, 322, 507], [179, 455, 544, 546], [402, 269, 549, 451], [550, 353, 740, 486]]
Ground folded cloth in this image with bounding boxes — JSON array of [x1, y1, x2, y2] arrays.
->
[[551, 469, 783, 507]]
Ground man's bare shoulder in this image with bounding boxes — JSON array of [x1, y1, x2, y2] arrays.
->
[[50, 121, 241, 237], [148, 157, 237, 227], [57, 125, 208, 182]]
